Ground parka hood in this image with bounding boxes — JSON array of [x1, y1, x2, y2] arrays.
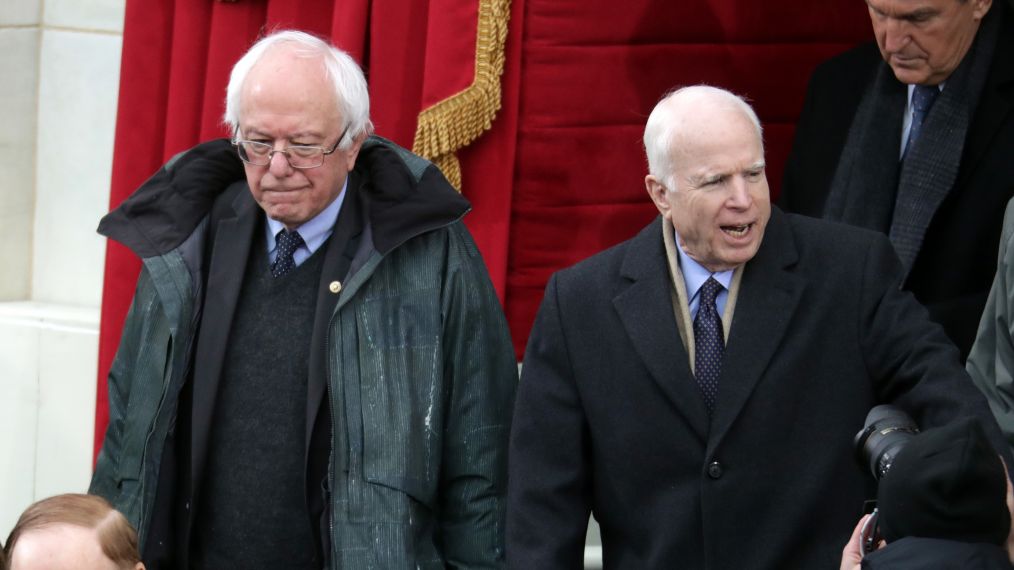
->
[[98, 136, 471, 258]]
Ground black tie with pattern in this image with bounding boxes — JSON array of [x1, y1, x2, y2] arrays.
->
[[272, 229, 305, 277], [903, 84, 939, 158], [694, 277, 725, 414]]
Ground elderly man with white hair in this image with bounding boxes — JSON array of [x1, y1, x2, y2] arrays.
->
[[90, 30, 517, 570], [506, 85, 1013, 569]]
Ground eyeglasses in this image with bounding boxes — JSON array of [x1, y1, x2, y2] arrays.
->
[[234, 125, 350, 169]]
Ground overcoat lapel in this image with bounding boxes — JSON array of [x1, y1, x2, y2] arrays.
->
[[190, 188, 259, 493], [305, 172, 364, 451], [613, 218, 710, 442], [707, 209, 803, 451]]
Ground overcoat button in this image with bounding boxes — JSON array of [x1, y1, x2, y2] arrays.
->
[[707, 461, 723, 479], [329, 281, 342, 294]]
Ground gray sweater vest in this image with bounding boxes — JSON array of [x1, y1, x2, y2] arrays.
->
[[192, 241, 325, 569]]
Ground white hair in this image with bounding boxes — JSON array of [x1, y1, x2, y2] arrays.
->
[[643, 85, 763, 191], [224, 30, 373, 150]]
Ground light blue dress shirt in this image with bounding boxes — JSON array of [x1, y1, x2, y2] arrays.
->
[[674, 231, 734, 320], [265, 177, 348, 266]]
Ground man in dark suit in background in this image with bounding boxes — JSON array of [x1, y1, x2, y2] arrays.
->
[[507, 85, 1012, 569], [781, 0, 1014, 359]]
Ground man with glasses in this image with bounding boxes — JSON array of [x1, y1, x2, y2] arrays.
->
[[90, 30, 517, 570]]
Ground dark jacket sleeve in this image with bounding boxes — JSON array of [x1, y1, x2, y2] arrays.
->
[[858, 233, 1014, 470], [507, 273, 591, 570], [90, 265, 172, 529], [438, 222, 518, 569]]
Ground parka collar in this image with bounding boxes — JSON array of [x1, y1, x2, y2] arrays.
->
[[98, 136, 470, 259]]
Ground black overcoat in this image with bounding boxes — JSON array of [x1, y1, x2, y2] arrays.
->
[[507, 210, 1012, 569]]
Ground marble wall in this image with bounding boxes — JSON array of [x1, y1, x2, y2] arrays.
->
[[0, 0, 124, 535]]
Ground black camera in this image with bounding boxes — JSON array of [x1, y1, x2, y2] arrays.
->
[[852, 405, 921, 554], [853, 415, 1010, 558], [853, 405, 920, 480]]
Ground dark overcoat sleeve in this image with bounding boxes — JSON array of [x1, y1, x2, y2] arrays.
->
[[859, 233, 1014, 470], [507, 273, 591, 570]]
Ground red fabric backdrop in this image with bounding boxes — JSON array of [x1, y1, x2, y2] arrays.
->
[[95, 0, 871, 457]]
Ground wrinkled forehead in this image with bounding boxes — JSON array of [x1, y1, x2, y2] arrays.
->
[[242, 51, 331, 99], [671, 107, 763, 163], [239, 50, 341, 133], [866, 0, 967, 16]]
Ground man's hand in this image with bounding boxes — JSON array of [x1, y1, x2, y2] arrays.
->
[[1001, 459, 1014, 564], [840, 514, 870, 570]]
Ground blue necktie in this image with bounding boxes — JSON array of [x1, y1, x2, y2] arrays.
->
[[694, 277, 725, 414], [904, 85, 939, 157], [272, 230, 305, 277]]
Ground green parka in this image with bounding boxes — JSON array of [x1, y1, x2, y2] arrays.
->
[[90, 136, 518, 568]]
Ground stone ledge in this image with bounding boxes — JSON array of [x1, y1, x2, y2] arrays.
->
[[0, 301, 99, 334]]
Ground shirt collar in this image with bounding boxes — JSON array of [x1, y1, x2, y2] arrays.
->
[[265, 177, 349, 254], [673, 229, 734, 299], [906, 82, 945, 106]]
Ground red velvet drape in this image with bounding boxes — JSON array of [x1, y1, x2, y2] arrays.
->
[[96, 0, 870, 458]]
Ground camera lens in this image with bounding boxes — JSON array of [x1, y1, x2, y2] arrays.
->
[[854, 405, 920, 479]]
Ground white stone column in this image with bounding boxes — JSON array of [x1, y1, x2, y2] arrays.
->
[[0, 0, 125, 535]]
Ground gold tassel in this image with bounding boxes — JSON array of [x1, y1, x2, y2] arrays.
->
[[412, 0, 511, 191]]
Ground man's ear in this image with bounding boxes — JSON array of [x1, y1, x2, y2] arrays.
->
[[645, 174, 672, 220], [344, 131, 368, 171], [1000, 458, 1014, 564], [972, 0, 993, 20]]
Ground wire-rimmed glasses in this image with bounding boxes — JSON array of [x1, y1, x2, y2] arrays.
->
[[234, 125, 350, 169]]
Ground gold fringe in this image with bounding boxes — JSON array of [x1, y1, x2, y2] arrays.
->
[[412, 0, 511, 191]]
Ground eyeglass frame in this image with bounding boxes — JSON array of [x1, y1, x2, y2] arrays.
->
[[232, 124, 351, 169]]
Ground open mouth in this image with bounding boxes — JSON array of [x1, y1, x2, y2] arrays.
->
[[721, 223, 753, 238]]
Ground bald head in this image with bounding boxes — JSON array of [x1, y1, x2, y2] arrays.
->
[[643, 86, 763, 190], [240, 43, 343, 142]]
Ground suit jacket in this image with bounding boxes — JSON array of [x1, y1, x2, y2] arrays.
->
[[780, 0, 1014, 359], [507, 210, 1012, 570]]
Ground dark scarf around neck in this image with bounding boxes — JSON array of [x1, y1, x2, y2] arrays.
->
[[823, 8, 1001, 275]]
